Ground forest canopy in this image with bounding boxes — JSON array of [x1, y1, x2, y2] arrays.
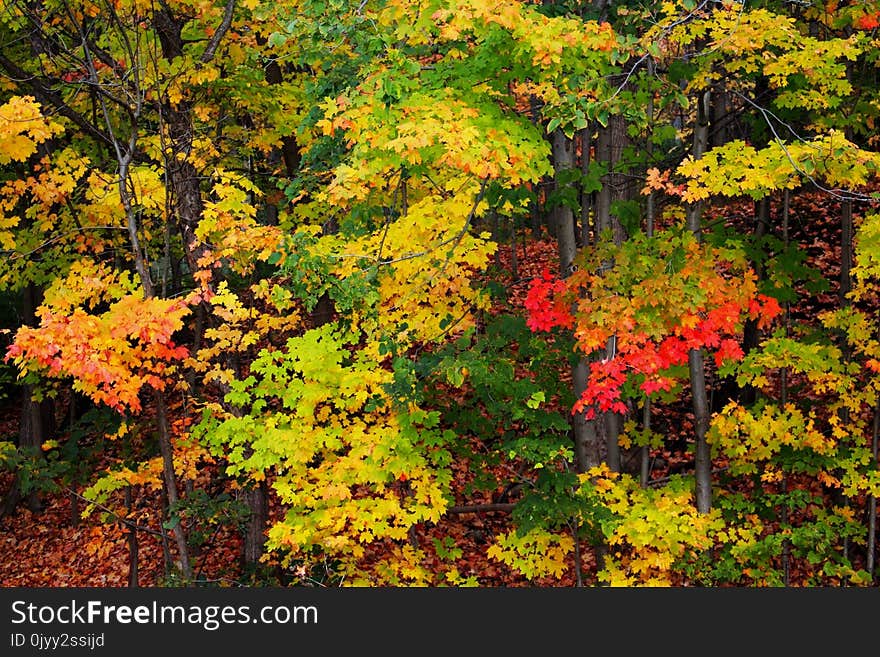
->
[[1, 0, 879, 587]]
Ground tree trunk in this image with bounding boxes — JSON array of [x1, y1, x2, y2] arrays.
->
[[125, 486, 139, 587], [689, 349, 712, 514], [3, 284, 53, 515], [601, 404, 621, 473], [150, 4, 244, 581], [552, 130, 578, 276], [840, 199, 853, 305], [552, 130, 601, 473], [154, 390, 192, 581], [154, 8, 212, 280], [868, 400, 879, 580], [242, 480, 269, 571], [594, 116, 630, 247], [2, 389, 44, 515], [578, 125, 593, 248], [780, 188, 792, 585], [265, 59, 302, 179], [573, 361, 601, 471], [710, 85, 729, 149], [687, 90, 712, 514], [112, 95, 193, 580], [641, 59, 656, 486], [593, 115, 632, 472]]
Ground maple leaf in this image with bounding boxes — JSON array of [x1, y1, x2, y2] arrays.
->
[[856, 12, 880, 30], [749, 294, 783, 328], [641, 376, 675, 396], [714, 338, 744, 367], [523, 269, 574, 332], [642, 167, 681, 196]]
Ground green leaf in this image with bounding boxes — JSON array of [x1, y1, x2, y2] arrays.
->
[[268, 32, 288, 48]]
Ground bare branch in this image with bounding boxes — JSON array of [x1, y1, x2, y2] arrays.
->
[[200, 0, 236, 64], [733, 91, 879, 203], [446, 503, 516, 514], [0, 54, 115, 149], [333, 178, 488, 268], [1, 226, 128, 261], [63, 486, 173, 540]]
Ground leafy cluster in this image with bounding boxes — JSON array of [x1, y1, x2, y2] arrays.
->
[[525, 227, 782, 417]]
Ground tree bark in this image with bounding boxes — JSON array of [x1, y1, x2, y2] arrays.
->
[[594, 116, 631, 247], [840, 199, 853, 305], [154, 8, 213, 279], [710, 84, 729, 149], [578, 125, 593, 248], [641, 58, 656, 486], [552, 130, 578, 276], [687, 90, 712, 514], [552, 130, 601, 473], [3, 284, 53, 515], [125, 486, 139, 587], [689, 348, 712, 514], [242, 480, 269, 570], [154, 390, 192, 581], [868, 400, 879, 580], [572, 360, 601, 471], [593, 114, 632, 472]]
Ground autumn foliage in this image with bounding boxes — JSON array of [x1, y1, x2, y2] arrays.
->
[[525, 229, 784, 417], [0, 0, 879, 589]]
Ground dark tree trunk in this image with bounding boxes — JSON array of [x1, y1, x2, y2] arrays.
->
[[868, 400, 879, 580], [593, 114, 633, 471], [2, 389, 45, 515], [594, 115, 631, 247], [552, 130, 602, 473], [154, 390, 192, 581], [154, 8, 210, 280], [840, 199, 853, 305], [3, 284, 53, 515], [687, 90, 712, 514], [242, 480, 269, 569], [578, 125, 593, 248], [125, 486, 139, 587], [265, 59, 302, 179], [710, 85, 729, 149]]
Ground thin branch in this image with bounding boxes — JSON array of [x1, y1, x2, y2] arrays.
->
[[2, 226, 128, 261], [63, 486, 173, 540], [646, 465, 729, 488], [354, 178, 489, 268], [0, 54, 115, 148], [200, 0, 236, 64], [601, 53, 650, 106], [446, 503, 516, 514], [733, 91, 879, 203]]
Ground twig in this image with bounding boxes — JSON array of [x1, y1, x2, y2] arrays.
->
[[646, 465, 729, 487], [733, 91, 879, 203], [63, 486, 173, 540], [200, 0, 236, 64], [446, 503, 516, 514]]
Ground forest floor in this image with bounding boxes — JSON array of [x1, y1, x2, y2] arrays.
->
[[0, 189, 874, 587]]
